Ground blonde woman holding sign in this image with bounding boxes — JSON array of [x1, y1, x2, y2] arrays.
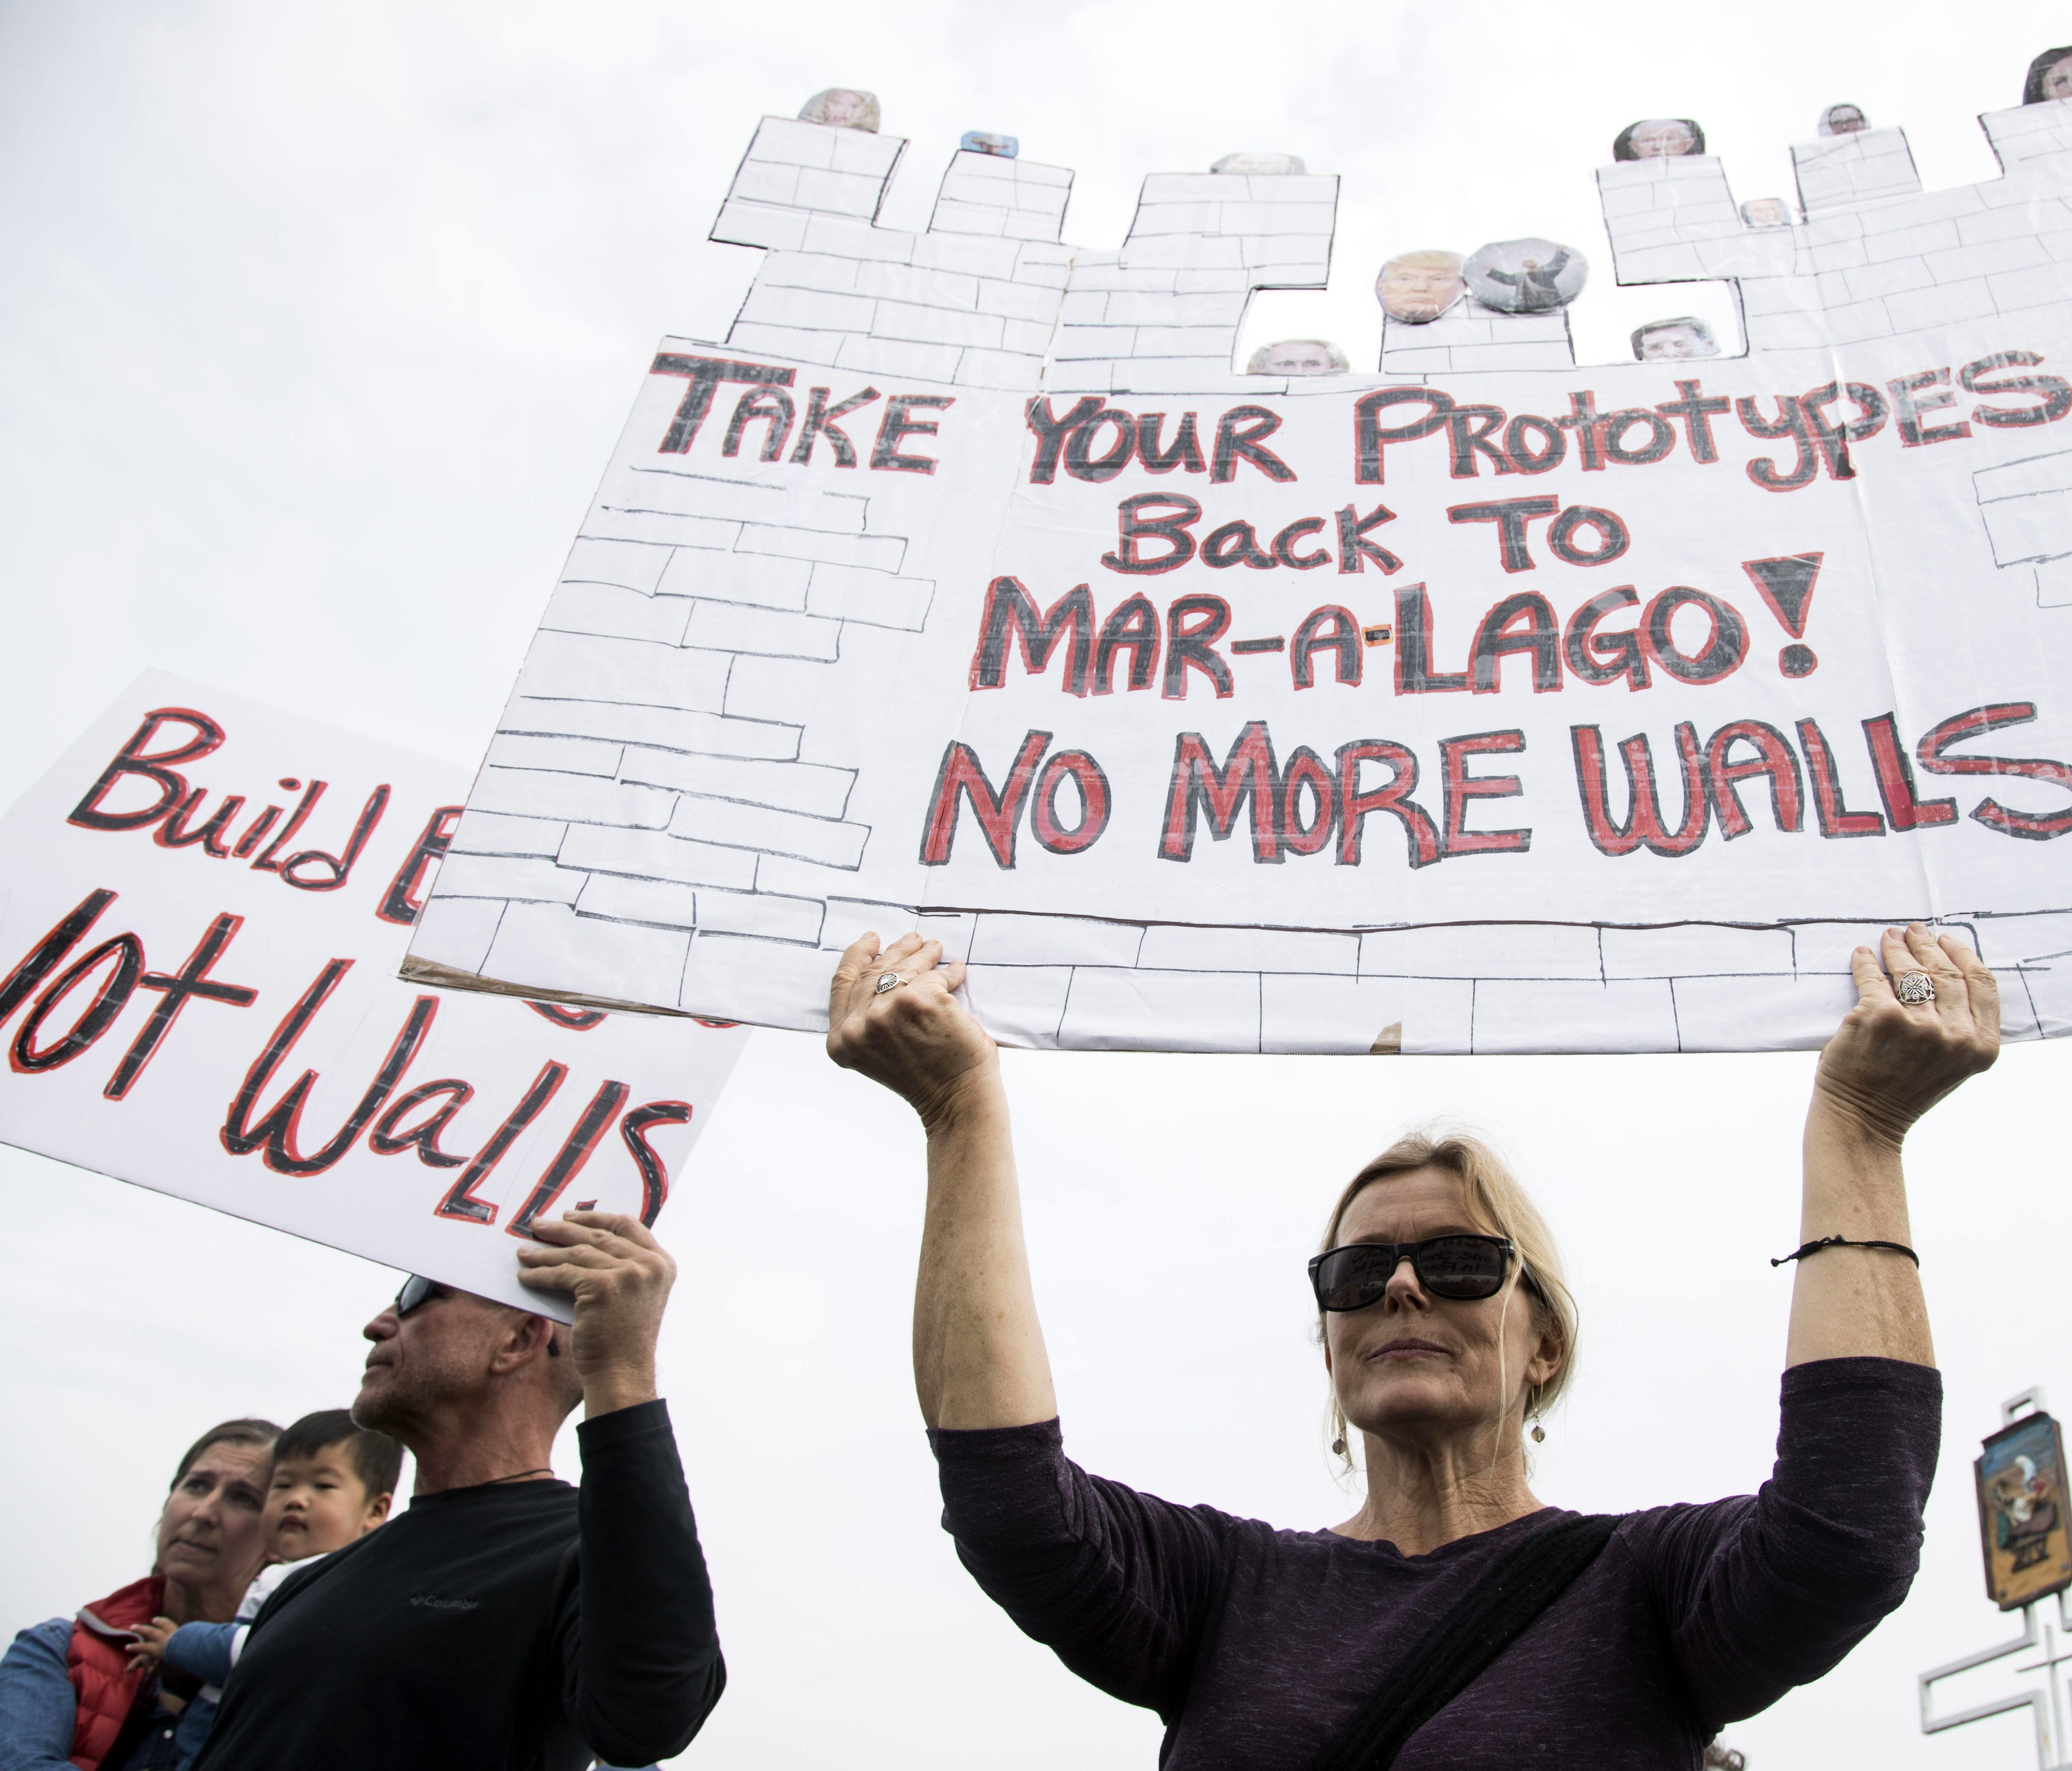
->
[[826, 923, 1995, 1769]]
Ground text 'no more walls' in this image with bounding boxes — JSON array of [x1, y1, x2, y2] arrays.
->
[[396, 332, 2072, 1056]]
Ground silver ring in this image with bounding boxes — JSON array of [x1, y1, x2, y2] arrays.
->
[[873, 971, 903, 994], [1895, 970, 1936, 1005]]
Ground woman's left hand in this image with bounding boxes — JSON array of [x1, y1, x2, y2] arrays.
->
[[1813, 923, 2000, 1150]]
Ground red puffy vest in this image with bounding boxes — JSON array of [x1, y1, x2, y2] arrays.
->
[[66, 1574, 166, 1771]]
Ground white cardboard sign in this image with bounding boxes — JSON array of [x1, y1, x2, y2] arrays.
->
[[0, 675, 747, 1316], [404, 108, 2072, 1054]]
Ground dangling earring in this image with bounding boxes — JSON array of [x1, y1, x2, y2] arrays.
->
[[1529, 1414, 1546, 1444], [1331, 1435, 1347, 1456]]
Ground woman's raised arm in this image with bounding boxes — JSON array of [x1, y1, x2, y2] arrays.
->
[[827, 932, 1057, 1429], [1788, 924, 1999, 1368]]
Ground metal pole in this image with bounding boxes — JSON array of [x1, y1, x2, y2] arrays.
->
[[1918, 1605, 2055, 1765], [1914, 1390, 2070, 1769]]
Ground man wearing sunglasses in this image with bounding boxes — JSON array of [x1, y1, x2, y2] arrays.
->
[[190, 1210, 723, 1771]]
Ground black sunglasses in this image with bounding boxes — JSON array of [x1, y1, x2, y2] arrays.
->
[[1308, 1236, 1517, 1309], [394, 1274, 560, 1356], [394, 1275, 442, 1317]]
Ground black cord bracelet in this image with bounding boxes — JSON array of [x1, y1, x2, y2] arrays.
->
[[1771, 1235, 1920, 1269]]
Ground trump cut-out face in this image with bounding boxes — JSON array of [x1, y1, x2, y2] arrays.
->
[[1740, 197, 1790, 229], [1376, 252, 1466, 324], [1820, 104, 1868, 135], [1247, 339, 1348, 376]]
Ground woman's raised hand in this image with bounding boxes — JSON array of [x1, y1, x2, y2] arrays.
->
[[833, 934, 1053, 1426], [826, 931, 999, 1126], [1814, 923, 2000, 1149]]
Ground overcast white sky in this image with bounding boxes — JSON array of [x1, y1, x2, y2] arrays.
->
[[5, 2, 2072, 1766]]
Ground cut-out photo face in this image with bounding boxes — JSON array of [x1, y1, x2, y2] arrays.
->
[[960, 131, 1018, 158], [1375, 252, 1466, 324], [1211, 151, 1306, 175], [1614, 117, 1703, 160], [1819, 103, 1869, 135], [1632, 317, 1719, 361], [2029, 48, 2072, 104], [800, 88, 881, 131], [1740, 197, 1791, 229], [1246, 338, 1348, 376], [1462, 238, 1587, 313]]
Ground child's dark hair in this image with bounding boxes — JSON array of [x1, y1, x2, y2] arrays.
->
[[273, 1409, 403, 1499]]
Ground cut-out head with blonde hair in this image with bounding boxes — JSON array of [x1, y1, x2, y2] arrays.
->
[[799, 88, 880, 132], [1315, 1127, 1576, 1476], [1375, 250, 1465, 324]]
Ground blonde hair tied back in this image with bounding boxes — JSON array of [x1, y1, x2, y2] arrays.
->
[[1318, 1125, 1578, 1472]]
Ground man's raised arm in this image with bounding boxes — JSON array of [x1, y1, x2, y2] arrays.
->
[[522, 1212, 726, 1763]]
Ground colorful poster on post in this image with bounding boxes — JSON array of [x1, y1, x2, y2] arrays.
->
[[0, 675, 748, 1317], [403, 105, 2072, 1054], [1975, 1411, 2072, 1610]]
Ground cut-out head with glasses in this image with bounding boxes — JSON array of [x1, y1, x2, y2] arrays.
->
[[1309, 1130, 1575, 1475], [356, 1275, 581, 1451]]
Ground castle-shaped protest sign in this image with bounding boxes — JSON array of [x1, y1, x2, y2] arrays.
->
[[402, 98, 2072, 1054]]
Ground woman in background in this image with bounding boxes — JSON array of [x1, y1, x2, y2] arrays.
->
[[0, 1419, 276, 1771]]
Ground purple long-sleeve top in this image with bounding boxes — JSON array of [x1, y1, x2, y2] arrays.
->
[[930, 1357, 1938, 1770]]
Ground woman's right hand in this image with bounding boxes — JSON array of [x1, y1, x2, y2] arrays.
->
[[826, 932, 999, 1128]]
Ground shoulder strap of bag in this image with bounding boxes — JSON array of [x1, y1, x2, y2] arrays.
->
[[1311, 1512, 1624, 1771]]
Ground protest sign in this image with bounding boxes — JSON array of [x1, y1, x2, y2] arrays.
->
[[0, 675, 747, 1316], [404, 104, 2072, 1053]]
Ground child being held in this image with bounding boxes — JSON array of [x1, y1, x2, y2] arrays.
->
[[130, 1409, 400, 1703]]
